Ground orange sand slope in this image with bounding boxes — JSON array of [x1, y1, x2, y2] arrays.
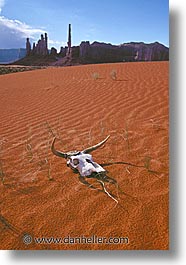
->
[[0, 62, 169, 250]]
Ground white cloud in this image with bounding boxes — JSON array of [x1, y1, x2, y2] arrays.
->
[[0, 3, 64, 50], [0, 16, 46, 48], [48, 39, 66, 47], [48, 40, 60, 45], [0, 16, 45, 39]]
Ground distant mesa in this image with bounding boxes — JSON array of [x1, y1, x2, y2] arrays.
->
[[79, 41, 169, 63], [0, 48, 26, 64], [1, 24, 169, 66]]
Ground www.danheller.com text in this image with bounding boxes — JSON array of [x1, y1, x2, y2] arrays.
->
[[22, 234, 129, 245]]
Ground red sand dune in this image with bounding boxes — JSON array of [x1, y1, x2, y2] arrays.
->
[[0, 62, 169, 250]]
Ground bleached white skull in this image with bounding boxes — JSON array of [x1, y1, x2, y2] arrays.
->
[[51, 135, 110, 177], [67, 153, 106, 177]]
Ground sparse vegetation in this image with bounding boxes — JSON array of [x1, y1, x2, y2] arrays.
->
[[120, 123, 130, 152], [44, 135, 53, 181], [110, 69, 117, 80], [100, 120, 105, 135], [143, 156, 152, 171], [92, 72, 100, 80], [25, 140, 34, 162], [149, 118, 164, 131], [44, 121, 56, 138], [0, 66, 46, 76], [20, 123, 57, 182]]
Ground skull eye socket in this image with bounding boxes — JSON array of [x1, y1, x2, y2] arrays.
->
[[73, 158, 79, 165]]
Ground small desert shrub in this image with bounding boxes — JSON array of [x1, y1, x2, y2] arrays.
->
[[0, 66, 45, 76], [123, 126, 130, 151], [144, 156, 152, 171], [110, 70, 117, 80], [25, 141, 34, 162], [92, 72, 100, 80]]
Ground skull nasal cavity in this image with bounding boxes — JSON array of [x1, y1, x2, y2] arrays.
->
[[86, 159, 93, 164]]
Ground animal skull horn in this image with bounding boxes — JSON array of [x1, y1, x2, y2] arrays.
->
[[51, 138, 68, 158], [51, 135, 110, 158], [82, 135, 110, 154]]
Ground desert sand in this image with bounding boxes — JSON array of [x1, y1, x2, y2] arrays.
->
[[0, 62, 169, 250]]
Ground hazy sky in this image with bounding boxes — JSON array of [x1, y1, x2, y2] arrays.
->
[[0, 0, 169, 50]]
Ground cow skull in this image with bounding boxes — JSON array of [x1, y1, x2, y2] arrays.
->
[[51, 135, 110, 177]]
